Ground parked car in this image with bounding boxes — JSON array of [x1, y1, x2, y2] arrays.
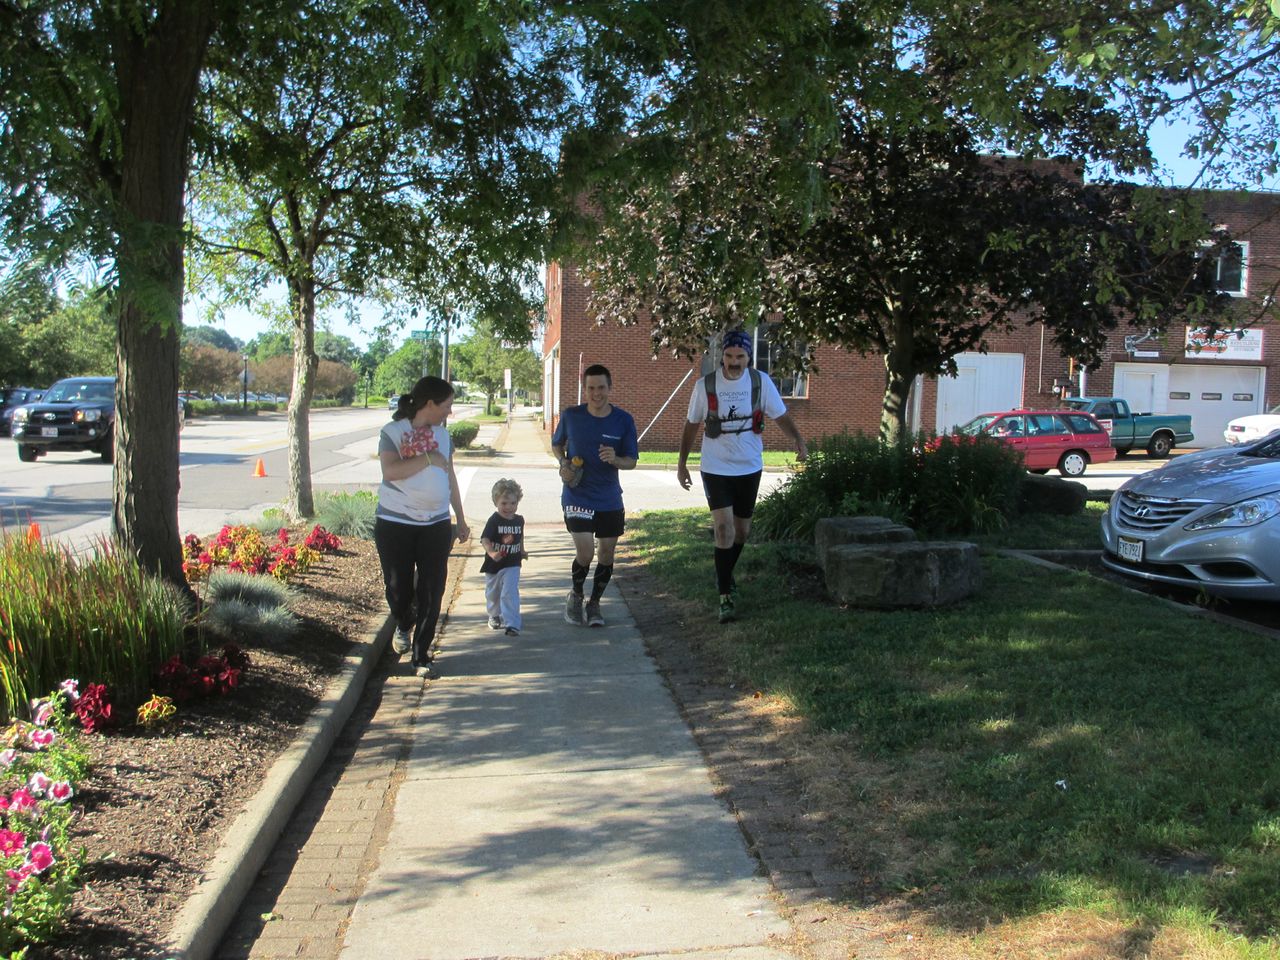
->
[[1101, 434, 1280, 601], [0, 387, 44, 437], [1061, 397, 1194, 457], [11, 376, 116, 462], [388, 393, 403, 412], [1224, 404, 1280, 446], [955, 409, 1117, 477]]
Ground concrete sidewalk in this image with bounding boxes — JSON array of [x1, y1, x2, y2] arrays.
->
[[214, 413, 795, 960]]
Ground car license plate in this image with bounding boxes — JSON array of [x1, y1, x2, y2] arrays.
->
[[41, 427, 58, 438], [1117, 537, 1143, 563]]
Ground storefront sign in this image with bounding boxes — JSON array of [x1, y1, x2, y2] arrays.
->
[[1185, 326, 1264, 360]]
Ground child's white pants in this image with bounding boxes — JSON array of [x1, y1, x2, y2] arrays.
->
[[485, 567, 522, 630]]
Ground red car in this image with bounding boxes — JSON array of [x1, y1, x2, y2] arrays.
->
[[955, 410, 1117, 477]]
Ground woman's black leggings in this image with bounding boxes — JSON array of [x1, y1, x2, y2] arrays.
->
[[374, 517, 453, 664]]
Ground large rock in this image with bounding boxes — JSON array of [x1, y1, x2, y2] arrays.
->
[[824, 541, 981, 609], [813, 516, 916, 571], [1019, 473, 1087, 515]]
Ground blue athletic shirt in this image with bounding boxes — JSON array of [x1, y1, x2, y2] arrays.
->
[[551, 404, 639, 512]]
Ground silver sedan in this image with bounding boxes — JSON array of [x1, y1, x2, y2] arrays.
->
[[1101, 435, 1280, 601]]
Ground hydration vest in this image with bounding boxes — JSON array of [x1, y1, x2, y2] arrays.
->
[[704, 368, 764, 438]]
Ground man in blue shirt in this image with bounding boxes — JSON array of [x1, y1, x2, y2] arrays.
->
[[551, 364, 639, 627]]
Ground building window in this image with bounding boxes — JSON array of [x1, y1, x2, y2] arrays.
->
[[753, 324, 810, 399], [1205, 240, 1248, 297]]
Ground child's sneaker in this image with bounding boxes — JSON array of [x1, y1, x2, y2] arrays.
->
[[504, 626, 520, 636], [392, 626, 412, 655], [487, 616, 503, 630]]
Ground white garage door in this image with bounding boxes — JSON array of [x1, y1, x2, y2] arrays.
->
[[1167, 365, 1264, 448], [936, 353, 1025, 433]]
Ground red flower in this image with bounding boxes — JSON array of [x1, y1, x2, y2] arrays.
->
[[74, 683, 113, 733]]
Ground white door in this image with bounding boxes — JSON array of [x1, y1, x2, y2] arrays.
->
[[1167, 365, 1264, 448], [935, 353, 1025, 433], [1115, 370, 1157, 413]]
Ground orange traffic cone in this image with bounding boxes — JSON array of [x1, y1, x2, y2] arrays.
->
[[25, 521, 40, 543], [253, 458, 267, 478]]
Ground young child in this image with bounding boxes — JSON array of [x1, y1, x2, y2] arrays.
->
[[480, 478, 527, 636]]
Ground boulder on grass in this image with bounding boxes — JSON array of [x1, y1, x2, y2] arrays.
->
[[824, 541, 981, 609], [1019, 473, 1087, 516], [814, 516, 916, 571]]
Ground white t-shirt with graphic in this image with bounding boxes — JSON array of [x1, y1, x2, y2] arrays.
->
[[685, 368, 787, 476], [376, 419, 454, 524]]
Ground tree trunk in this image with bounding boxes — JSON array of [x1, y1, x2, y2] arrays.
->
[[878, 312, 916, 445], [286, 277, 319, 520], [112, 4, 216, 586]]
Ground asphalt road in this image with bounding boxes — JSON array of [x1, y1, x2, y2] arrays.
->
[[0, 406, 401, 543]]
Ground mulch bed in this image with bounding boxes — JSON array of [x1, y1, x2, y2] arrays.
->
[[32, 536, 385, 960]]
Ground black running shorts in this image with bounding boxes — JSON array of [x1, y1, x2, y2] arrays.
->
[[700, 470, 763, 518], [563, 506, 626, 539]]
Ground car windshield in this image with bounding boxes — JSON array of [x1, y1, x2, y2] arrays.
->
[[43, 381, 113, 403], [1244, 435, 1280, 458], [956, 415, 998, 436]]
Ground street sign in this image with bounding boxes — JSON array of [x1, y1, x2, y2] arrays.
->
[[410, 329, 430, 341]]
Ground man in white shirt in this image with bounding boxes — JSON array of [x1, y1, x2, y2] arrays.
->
[[677, 330, 808, 623]]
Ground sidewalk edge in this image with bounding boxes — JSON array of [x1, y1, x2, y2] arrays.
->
[[161, 609, 393, 960]]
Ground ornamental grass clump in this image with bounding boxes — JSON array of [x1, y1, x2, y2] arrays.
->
[[0, 683, 89, 953], [203, 570, 299, 642], [315, 491, 377, 538], [0, 532, 188, 724]]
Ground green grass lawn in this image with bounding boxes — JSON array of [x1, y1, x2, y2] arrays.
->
[[629, 508, 1280, 957], [638, 449, 799, 467]]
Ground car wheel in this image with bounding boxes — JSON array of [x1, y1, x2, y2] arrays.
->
[[1058, 451, 1088, 477], [1115, 447, 1130, 457], [17, 444, 38, 463], [1146, 433, 1173, 458], [99, 439, 114, 464]]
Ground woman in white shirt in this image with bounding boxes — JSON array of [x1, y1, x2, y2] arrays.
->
[[375, 376, 469, 677]]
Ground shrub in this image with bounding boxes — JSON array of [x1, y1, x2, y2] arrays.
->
[[753, 431, 1024, 542], [0, 533, 189, 723], [448, 419, 480, 449], [203, 570, 298, 642], [315, 491, 377, 538]]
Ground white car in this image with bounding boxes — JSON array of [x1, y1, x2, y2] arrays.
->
[[1224, 404, 1280, 445]]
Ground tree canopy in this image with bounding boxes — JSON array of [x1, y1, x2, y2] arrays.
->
[[583, 117, 1239, 441]]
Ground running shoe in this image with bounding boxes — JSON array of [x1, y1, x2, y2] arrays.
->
[[414, 661, 440, 680], [487, 616, 503, 630], [564, 590, 584, 625], [504, 626, 520, 636], [584, 600, 605, 627], [718, 594, 736, 624]]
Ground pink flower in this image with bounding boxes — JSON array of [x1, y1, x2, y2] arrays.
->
[[49, 782, 72, 804], [0, 750, 17, 769], [25, 773, 50, 796], [25, 842, 53, 874], [6, 790, 37, 816], [6, 865, 32, 893], [58, 679, 80, 703], [30, 701, 54, 727], [0, 830, 25, 857], [28, 728, 55, 749]]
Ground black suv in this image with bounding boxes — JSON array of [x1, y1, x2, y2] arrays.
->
[[0, 387, 43, 438], [12, 376, 116, 463]]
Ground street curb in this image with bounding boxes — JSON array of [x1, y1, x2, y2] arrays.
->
[[160, 608, 393, 960]]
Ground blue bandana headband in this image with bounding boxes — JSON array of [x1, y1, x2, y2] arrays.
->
[[722, 330, 753, 359]]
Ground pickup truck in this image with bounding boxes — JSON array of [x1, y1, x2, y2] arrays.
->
[[11, 375, 116, 463], [1060, 397, 1193, 458]]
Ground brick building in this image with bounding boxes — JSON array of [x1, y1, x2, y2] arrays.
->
[[542, 190, 1280, 451]]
